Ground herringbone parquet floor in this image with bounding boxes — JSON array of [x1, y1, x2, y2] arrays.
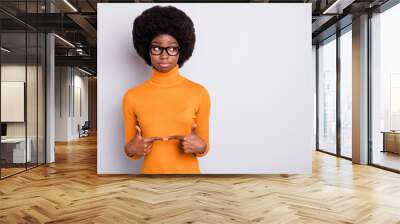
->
[[1, 134, 400, 224]]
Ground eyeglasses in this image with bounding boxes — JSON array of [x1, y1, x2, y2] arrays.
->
[[149, 45, 180, 56]]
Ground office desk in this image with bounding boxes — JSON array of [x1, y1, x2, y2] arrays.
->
[[1, 138, 32, 163], [381, 131, 400, 154]]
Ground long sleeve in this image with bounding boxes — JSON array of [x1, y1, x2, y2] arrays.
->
[[194, 87, 211, 157], [122, 65, 210, 173], [122, 92, 141, 160]]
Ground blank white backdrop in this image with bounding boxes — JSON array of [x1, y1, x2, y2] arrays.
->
[[1, 82, 25, 122], [97, 3, 313, 174]]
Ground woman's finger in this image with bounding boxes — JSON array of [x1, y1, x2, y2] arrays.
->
[[135, 126, 142, 136], [169, 135, 185, 141], [182, 138, 195, 144], [182, 145, 193, 153], [182, 142, 191, 147], [182, 141, 190, 146], [184, 148, 194, 154], [181, 145, 188, 152], [143, 137, 161, 143]]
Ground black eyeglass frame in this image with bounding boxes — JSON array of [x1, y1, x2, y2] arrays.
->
[[149, 45, 180, 56]]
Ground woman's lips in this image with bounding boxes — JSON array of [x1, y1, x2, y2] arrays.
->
[[159, 63, 170, 68]]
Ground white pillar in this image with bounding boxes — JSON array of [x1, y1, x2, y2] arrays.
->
[[46, 1, 55, 163], [352, 14, 369, 164]]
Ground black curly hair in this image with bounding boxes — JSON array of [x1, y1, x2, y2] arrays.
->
[[132, 5, 196, 68]]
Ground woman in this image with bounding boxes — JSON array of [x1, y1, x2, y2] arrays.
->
[[122, 5, 211, 174]]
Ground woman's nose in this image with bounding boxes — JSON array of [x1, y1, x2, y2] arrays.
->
[[160, 50, 169, 58]]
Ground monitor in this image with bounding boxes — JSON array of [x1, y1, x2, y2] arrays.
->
[[1, 123, 7, 137]]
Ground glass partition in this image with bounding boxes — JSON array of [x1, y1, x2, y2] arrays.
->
[[371, 3, 400, 171], [317, 36, 337, 155], [0, 1, 46, 179], [339, 28, 352, 158], [27, 31, 38, 169], [1, 31, 28, 177]]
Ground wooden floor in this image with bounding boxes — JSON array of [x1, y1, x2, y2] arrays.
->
[[373, 150, 400, 171], [0, 167, 26, 178], [1, 135, 400, 223], [1, 163, 46, 178]]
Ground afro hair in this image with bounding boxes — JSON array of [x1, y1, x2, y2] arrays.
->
[[132, 5, 196, 68]]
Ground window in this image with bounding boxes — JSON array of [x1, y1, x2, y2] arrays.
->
[[371, 3, 400, 171], [318, 36, 337, 154], [340, 28, 352, 158], [0, 1, 47, 179]]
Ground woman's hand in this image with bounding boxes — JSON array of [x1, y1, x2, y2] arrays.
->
[[125, 126, 161, 157], [174, 124, 207, 154]]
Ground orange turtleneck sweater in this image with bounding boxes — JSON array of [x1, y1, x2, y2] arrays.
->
[[122, 65, 211, 174]]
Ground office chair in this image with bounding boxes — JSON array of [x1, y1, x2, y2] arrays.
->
[[78, 121, 90, 138]]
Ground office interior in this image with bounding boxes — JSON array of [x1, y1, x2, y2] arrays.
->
[[1, 0, 400, 222], [0, 0, 97, 179]]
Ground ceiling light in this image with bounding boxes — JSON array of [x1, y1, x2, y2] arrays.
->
[[1, 47, 11, 53], [78, 67, 93, 76], [54, 34, 75, 48], [63, 0, 78, 12], [322, 0, 355, 14]]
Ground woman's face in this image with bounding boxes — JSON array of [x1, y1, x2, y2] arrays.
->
[[149, 34, 180, 73]]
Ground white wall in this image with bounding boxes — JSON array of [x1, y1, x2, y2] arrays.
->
[[1, 64, 46, 163], [1, 65, 39, 138], [55, 67, 89, 141], [98, 3, 313, 174], [55, 66, 69, 141], [1, 82, 24, 122], [312, 45, 317, 147], [72, 71, 89, 138]]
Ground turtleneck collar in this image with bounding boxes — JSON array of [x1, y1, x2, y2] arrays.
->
[[149, 64, 185, 87]]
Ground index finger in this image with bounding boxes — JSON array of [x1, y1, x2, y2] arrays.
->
[[143, 137, 162, 143], [166, 135, 185, 141]]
